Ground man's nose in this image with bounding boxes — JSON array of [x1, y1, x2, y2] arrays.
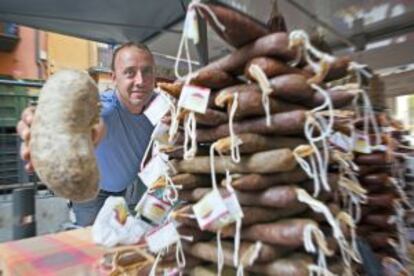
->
[[134, 70, 144, 85]]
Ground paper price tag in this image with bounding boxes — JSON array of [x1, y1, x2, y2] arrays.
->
[[370, 144, 388, 152], [184, 9, 199, 44], [329, 132, 353, 152], [192, 189, 229, 231], [353, 133, 372, 154], [164, 268, 181, 276], [223, 192, 244, 221], [210, 191, 244, 229], [146, 221, 180, 253], [178, 85, 210, 114], [136, 192, 174, 225], [152, 122, 170, 144], [138, 154, 170, 187], [144, 94, 170, 126]]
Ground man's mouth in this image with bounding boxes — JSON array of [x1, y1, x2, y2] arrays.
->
[[130, 91, 146, 99]]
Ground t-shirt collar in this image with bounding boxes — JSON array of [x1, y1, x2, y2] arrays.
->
[[114, 89, 155, 114]]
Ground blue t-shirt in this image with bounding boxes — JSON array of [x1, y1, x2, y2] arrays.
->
[[95, 90, 154, 192]]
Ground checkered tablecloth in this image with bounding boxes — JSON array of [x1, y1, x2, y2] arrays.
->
[[0, 228, 106, 276]]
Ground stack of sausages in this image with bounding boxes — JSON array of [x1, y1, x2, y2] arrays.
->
[[155, 2, 411, 275], [160, 33, 356, 276], [352, 114, 413, 275]]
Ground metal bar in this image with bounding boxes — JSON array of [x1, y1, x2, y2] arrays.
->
[[0, 182, 44, 191], [0, 79, 43, 87], [13, 187, 36, 239], [195, 9, 209, 66], [285, 0, 356, 49]]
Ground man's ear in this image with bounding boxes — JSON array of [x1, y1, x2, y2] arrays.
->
[[111, 71, 116, 83]]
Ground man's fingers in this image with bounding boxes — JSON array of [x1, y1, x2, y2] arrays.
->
[[21, 106, 36, 125], [25, 162, 34, 172], [21, 144, 34, 172], [20, 143, 31, 161], [16, 120, 31, 142]]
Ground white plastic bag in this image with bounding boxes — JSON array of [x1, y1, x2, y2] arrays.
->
[[92, 196, 150, 247]]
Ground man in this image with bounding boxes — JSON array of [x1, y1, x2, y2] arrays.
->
[[17, 42, 156, 226]]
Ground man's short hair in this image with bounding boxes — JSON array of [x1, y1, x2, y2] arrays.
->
[[111, 42, 153, 71]]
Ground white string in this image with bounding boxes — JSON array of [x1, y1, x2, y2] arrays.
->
[[308, 84, 334, 141], [296, 84, 334, 196], [166, 98, 180, 145], [348, 62, 381, 147], [221, 170, 244, 270], [192, 2, 226, 31], [217, 230, 224, 276], [307, 265, 338, 276], [209, 141, 220, 191], [175, 239, 186, 268], [228, 93, 242, 163], [149, 251, 163, 276], [141, 89, 176, 170], [183, 111, 198, 160], [162, 174, 181, 205], [293, 146, 321, 196], [336, 212, 362, 263], [233, 218, 242, 267], [303, 224, 334, 276], [308, 129, 330, 193], [236, 241, 262, 276], [140, 129, 156, 171], [174, 0, 225, 80], [393, 201, 411, 266], [248, 64, 273, 126], [297, 189, 344, 244], [174, 22, 193, 80], [389, 177, 413, 208], [288, 30, 335, 78], [297, 189, 358, 268]]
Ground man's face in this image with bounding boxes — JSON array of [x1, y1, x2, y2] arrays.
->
[[112, 47, 155, 111]]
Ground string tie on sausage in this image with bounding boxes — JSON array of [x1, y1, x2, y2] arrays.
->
[[288, 30, 336, 84], [248, 64, 273, 126], [303, 224, 335, 276], [336, 212, 362, 263], [296, 189, 358, 269], [228, 93, 242, 163], [183, 111, 198, 160]]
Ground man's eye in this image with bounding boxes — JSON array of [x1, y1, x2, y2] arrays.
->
[[142, 67, 153, 76], [125, 70, 135, 77]]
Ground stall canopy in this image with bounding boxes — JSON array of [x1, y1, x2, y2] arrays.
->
[[0, 0, 188, 45], [1, 0, 414, 96]]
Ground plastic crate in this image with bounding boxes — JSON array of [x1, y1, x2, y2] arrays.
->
[[0, 87, 38, 128], [0, 132, 33, 185]]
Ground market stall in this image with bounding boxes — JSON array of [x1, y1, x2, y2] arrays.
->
[[0, 1, 413, 276]]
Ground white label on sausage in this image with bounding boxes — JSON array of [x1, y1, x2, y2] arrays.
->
[[139, 154, 170, 187], [178, 84, 210, 114], [144, 94, 170, 126], [146, 221, 180, 253], [353, 133, 372, 154], [223, 192, 244, 222], [329, 131, 353, 152], [136, 191, 173, 225], [192, 189, 229, 231], [209, 191, 244, 229], [152, 122, 170, 144]]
